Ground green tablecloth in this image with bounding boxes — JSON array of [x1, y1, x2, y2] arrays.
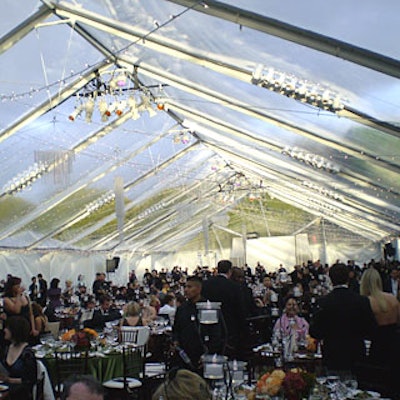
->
[[43, 352, 125, 384]]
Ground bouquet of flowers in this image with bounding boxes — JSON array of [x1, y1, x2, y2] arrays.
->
[[61, 328, 98, 350], [255, 368, 315, 400]]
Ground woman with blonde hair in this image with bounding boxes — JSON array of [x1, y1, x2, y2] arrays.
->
[[152, 368, 211, 400], [360, 267, 400, 373], [120, 301, 143, 327]]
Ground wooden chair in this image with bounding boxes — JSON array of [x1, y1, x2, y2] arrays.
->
[[53, 348, 89, 397], [103, 345, 144, 399]]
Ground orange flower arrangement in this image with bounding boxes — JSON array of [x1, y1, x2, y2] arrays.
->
[[255, 368, 315, 400], [256, 369, 285, 396], [61, 328, 98, 350]]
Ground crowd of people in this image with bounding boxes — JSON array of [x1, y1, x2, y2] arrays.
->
[[0, 256, 399, 399]]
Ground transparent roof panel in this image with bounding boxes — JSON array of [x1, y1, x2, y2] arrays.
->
[[1, 0, 399, 251]]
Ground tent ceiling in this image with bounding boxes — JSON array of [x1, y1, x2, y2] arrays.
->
[[0, 0, 399, 254]]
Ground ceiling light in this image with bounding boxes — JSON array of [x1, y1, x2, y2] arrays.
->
[[84, 98, 95, 123], [68, 103, 84, 121]]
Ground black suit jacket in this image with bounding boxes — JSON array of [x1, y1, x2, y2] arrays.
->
[[201, 275, 246, 347], [84, 308, 121, 330], [309, 287, 377, 371]]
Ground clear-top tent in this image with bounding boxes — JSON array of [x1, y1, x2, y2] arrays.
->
[[1, 0, 400, 273]]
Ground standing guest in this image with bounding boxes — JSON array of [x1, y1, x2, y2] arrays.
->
[[310, 263, 377, 373], [201, 260, 246, 359], [0, 316, 37, 399], [37, 274, 48, 307], [129, 270, 137, 284], [45, 278, 62, 322], [47, 278, 62, 307], [382, 265, 400, 298], [3, 277, 39, 339], [92, 273, 109, 300], [360, 267, 400, 393], [61, 374, 104, 400], [230, 267, 260, 317], [348, 268, 360, 294], [76, 274, 86, 289], [173, 276, 226, 371], [28, 277, 39, 303]]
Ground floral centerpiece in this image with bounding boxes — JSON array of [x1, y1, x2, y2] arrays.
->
[[61, 328, 98, 350], [254, 368, 315, 400]]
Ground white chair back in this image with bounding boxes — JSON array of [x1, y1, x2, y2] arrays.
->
[[80, 309, 94, 324], [46, 321, 60, 339], [120, 326, 150, 347], [34, 360, 55, 400]]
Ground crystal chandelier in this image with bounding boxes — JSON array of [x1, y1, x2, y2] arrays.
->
[[68, 68, 158, 123]]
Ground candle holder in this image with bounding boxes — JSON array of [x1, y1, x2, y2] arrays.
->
[[196, 301, 221, 324], [228, 360, 246, 384], [202, 354, 227, 380]]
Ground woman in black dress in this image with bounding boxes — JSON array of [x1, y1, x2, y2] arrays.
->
[[0, 316, 38, 399]]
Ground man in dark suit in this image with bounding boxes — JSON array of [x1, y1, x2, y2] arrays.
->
[[37, 273, 48, 307], [201, 260, 246, 359], [382, 264, 400, 299], [172, 276, 226, 371], [84, 294, 121, 330], [310, 263, 377, 373]]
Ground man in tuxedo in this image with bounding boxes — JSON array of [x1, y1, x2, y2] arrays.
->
[[382, 265, 400, 299], [37, 273, 48, 307], [310, 263, 377, 373], [84, 294, 121, 330], [201, 259, 246, 359]]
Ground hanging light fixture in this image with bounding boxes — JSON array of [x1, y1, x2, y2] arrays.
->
[[68, 67, 160, 123]]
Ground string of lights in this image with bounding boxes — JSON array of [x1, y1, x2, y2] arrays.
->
[[252, 64, 345, 113], [85, 191, 116, 214], [281, 146, 341, 173], [2, 161, 49, 196]]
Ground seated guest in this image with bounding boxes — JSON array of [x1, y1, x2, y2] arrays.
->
[[120, 301, 144, 327], [79, 297, 97, 325], [31, 302, 48, 339], [61, 374, 104, 400], [0, 316, 37, 399], [84, 295, 121, 331], [152, 368, 211, 400], [158, 294, 176, 325], [273, 296, 309, 343], [310, 263, 377, 374]]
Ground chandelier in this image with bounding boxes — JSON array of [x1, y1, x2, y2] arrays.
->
[[68, 68, 161, 123]]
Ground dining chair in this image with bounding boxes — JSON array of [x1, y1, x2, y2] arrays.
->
[[119, 326, 166, 398], [33, 360, 55, 400], [120, 326, 151, 352], [46, 321, 60, 340], [103, 345, 144, 399], [53, 348, 89, 397]]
